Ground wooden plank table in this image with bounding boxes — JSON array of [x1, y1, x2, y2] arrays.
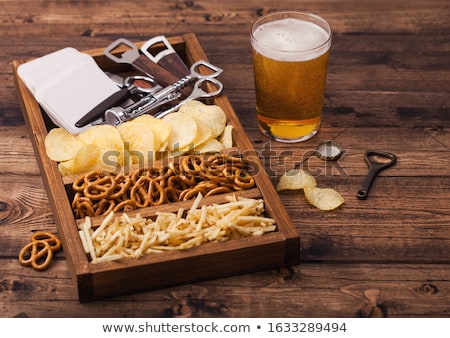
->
[[1, 0, 449, 317]]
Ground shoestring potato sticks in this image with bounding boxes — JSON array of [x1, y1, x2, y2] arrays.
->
[[78, 194, 276, 263]]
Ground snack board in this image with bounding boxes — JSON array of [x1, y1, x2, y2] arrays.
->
[[13, 33, 300, 302]]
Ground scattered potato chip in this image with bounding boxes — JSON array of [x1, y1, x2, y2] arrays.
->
[[276, 169, 317, 191], [44, 128, 81, 162], [194, 138, 224, 154], [179, 100, 227, 138], [304, 186, 345, 211], [219, 124, 234, 149], [162, 112, 198, 151]]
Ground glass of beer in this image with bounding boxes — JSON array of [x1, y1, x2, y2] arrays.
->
[[251, 11, 332, 142]]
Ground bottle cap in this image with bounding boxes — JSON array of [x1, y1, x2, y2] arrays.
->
[[315, 140, 343, 161]]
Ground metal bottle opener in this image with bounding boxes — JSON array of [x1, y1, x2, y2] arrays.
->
[[104, 38, 182, 88], [357, 150, 397, 200], [140, 35, 190, 79]]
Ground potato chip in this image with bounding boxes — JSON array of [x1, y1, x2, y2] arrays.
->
[[130, 114, 171, 151], [77, 124, 123, 152], [73, 143, 104, 173], [179, 100, 227, 138], [194, 138, 224, 154], [219, 124, 234, 149], [304, 186, 345, 211], [44, 128, 81, 162], [58, 160, 74, 176], [178, 99, 204, 112], [162, 112, 198, 151], [118, 119, 158, 164], [192, 116, 213, 147], [58, 143, 103, 175], [276, 169, 317, 191]]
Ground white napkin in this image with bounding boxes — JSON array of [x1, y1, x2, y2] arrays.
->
[[18, 48, 119, 134]]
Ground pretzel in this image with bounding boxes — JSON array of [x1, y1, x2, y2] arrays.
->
[[72, 174, 88, 192], [71, 154, 256, 218], [233, 169, 255, 189], [130, 167, 170, 184], [108, 173, 132, 200], [205, 186, 232, 196], [95, 198, 115, 216], [179, 187, 206, 201], [83, 175, 117, 201], [31, 231, 62, 252], [19, 241, 53, 271], [164, 186, 181, 202], [167, 175, 195, 191], [18, 232, 62, 271], [113, 199, 137, 212], [130, 176, 165, 207], [73, 169, 108, 192], [195, 180, 220, 191], [181, 155, 203, 174], [72, 194, 95, 218], [168, 160, 183, 175]]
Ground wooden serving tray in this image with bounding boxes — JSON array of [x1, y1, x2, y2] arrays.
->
[[12, 33, 300, 302]]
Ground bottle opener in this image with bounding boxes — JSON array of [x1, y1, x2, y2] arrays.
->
[[104, 38, 181, 88], [140, 35, 190, 79], [357, 150, 397, 200]]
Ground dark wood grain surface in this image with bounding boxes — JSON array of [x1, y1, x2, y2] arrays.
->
[[1, 0, 449, 317]]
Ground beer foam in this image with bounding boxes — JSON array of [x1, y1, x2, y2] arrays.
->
[[252, 18, 330, 61]]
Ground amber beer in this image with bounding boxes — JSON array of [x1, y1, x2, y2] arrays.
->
[[251, 12, 332, 142]]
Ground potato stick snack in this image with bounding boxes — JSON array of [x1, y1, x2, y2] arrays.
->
[[78, 194, 276, 263]]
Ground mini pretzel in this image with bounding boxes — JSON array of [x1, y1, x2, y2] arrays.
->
[[130, 176, 165, 207], [208, 154, 245, 169], [71, 155, 256, 218], [31, 231, 62, 252], [19, 241, 53, 271], [83, 175, 117, 201], [179, 187, 206, 201], [164, 187, 181, 202], [72, 194, 94, 218], [233, 169, 255, 189], [72, 174, 88, 192], [168, 160, 183, 175], [73, 169, 105, 192], [181, 155, 203, 174], [108, 174, 131, 200], [113, 199, 136, 212], [131, 167, 169, 183], [94, 198, 115, 216], [195, 180, 219, 191], [167, 175, 195, 191], [205, 186, 232, 197], [19, 232, 62, 271]]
